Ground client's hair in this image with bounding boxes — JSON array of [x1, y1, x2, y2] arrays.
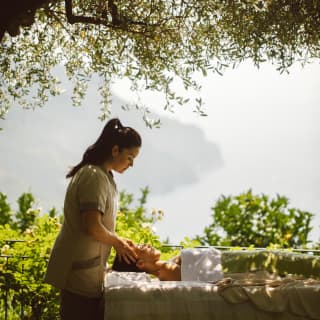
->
[[112, 254, 143, 272]]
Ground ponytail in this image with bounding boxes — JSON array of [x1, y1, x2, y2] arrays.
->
[[66, 118, 141, 178]]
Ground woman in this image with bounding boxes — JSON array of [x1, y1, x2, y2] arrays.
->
[[45, 118, 141, 320], [112, 243, 181, 281], [112, 244, 223, 282]]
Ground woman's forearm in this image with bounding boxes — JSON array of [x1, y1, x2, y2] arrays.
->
[[82, 210, 120, 246], [82, 210, 136, 263]]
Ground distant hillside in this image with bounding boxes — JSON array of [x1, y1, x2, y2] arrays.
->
[[0, 74, 223, 210]]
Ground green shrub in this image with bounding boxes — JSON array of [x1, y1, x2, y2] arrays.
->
[[198, 190, 314, 248]]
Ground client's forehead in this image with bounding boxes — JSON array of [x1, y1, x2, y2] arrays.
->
[[135, 244, 151, 256], [136, 244, 149, 250], [135, 244, 148, 252]]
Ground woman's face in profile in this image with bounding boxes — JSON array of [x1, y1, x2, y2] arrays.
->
[[111, 146, 140, 173]]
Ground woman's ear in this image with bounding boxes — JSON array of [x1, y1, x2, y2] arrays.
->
[[111, 145, 119, 158]]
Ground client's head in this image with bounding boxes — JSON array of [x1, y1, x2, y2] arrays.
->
[[112, 244, 161, 273], [112, 254, 142, 272]]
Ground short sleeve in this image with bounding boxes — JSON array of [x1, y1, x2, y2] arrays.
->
[[76, 166, 109, 214]]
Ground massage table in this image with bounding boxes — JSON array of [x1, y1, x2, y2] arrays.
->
[[104, 250, 320, 320]]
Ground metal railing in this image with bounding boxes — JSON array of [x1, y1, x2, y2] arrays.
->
[[162, 244, 320, 254], [0, 240, 45, 320], [1, 254, 27, 319]]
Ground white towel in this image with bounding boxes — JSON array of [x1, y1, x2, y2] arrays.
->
[[181, 247, 224, 282]]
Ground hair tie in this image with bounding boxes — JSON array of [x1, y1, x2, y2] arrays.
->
[[114, 120, 124, 133]]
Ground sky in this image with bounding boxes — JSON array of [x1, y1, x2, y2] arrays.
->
[[1, 60, 319, 245], [112, 61, 320, 244]]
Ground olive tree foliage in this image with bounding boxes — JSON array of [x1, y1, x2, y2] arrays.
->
[[1, 0, 320, 125]]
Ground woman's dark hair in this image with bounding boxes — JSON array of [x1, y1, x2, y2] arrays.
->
[[112, 254, 143, 273], [66, 118, 141, 178]]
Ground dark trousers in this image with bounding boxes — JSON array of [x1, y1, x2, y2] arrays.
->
[[60, 289, 104, 320]]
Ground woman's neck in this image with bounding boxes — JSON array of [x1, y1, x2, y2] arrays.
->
[[151, 261, 181, 281], [102, 160, 112, 172]]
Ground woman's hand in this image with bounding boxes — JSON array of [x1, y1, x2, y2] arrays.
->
[[81, 211, 137, 263], [113, 238, 137, 264]]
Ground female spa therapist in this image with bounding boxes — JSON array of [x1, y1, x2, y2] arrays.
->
[[45, 118, 141, 320]]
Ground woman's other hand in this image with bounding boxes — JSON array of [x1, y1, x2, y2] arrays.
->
[[114, 238, 137, 264]]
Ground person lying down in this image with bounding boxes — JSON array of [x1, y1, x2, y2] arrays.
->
[[112, 244, 224, 282]]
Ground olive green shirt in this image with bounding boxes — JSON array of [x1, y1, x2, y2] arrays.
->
[[45, 165, 118, 297]]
